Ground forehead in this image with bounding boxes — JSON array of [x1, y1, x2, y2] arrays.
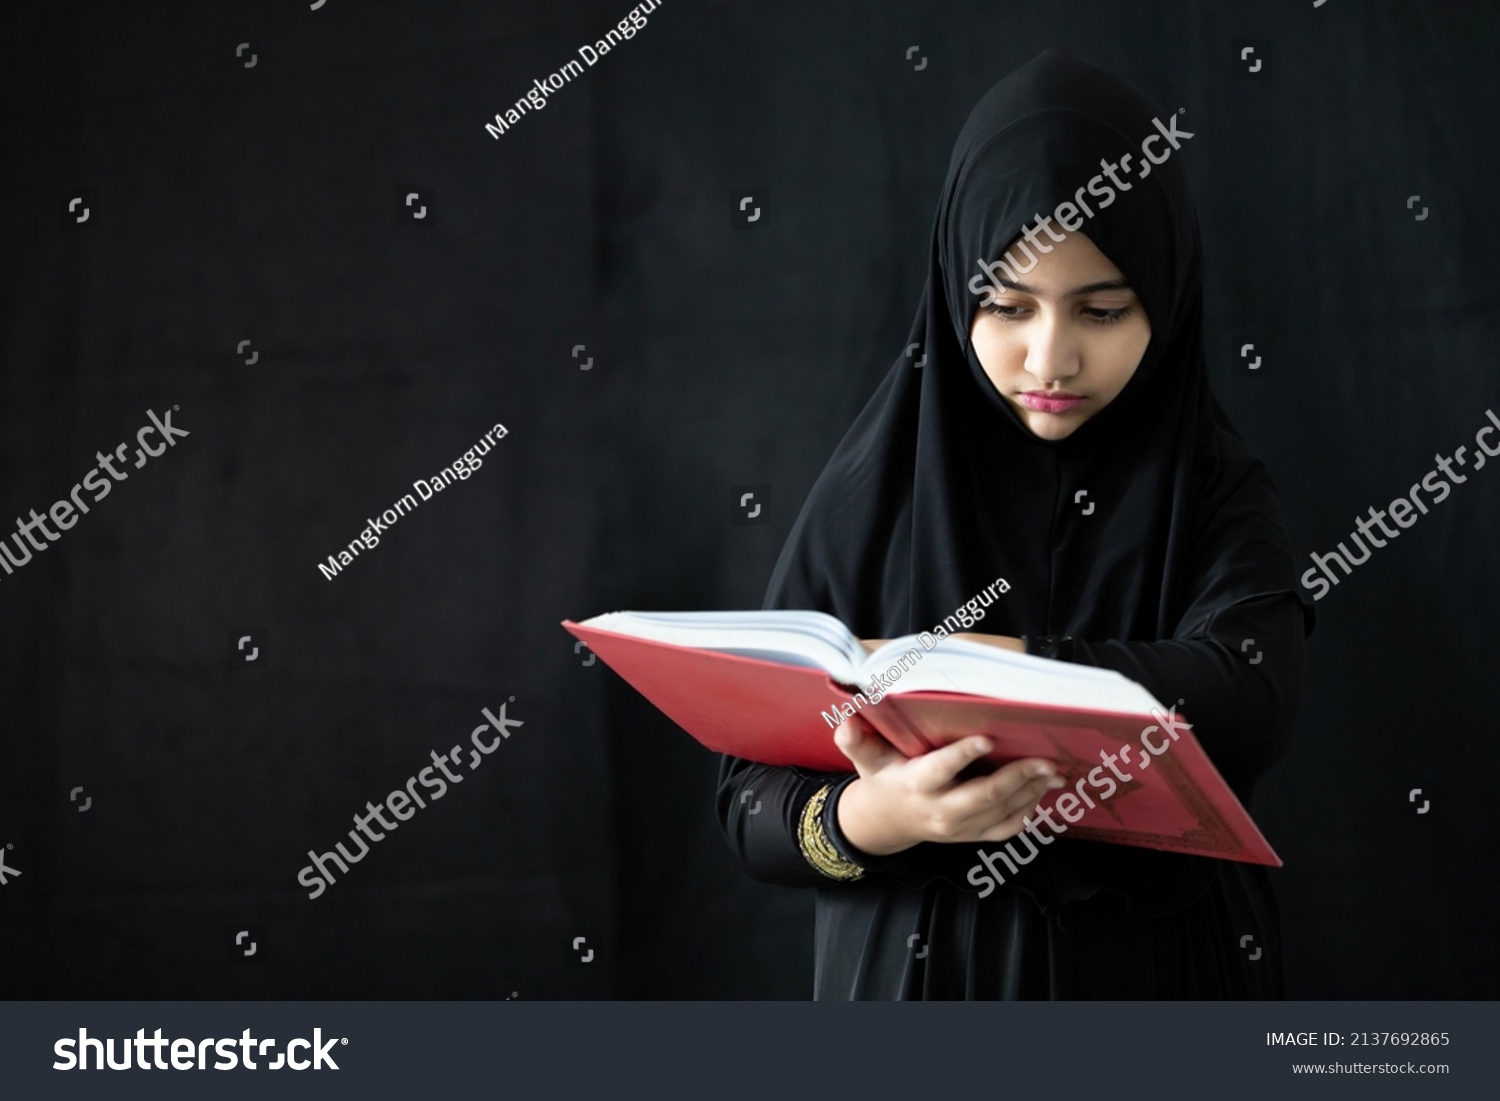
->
[[998, 233, 1130, 289]]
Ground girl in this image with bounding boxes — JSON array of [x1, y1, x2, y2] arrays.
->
[[716, 49, 1313, 999]]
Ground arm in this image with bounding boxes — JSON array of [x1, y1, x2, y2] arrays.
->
[[715, 755, 860, 888], [716, 728, 1066, 885], [1030, 592, 1306, 794], [941, 594, 1305, 792]]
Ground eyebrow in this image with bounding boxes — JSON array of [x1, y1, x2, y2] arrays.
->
[[994, 277, 1134, 298]]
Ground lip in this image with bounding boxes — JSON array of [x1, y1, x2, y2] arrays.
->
[[1019, 391, 1086, 413]]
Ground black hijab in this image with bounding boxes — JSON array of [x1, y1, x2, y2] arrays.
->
[[764, 49, 1311, 912]]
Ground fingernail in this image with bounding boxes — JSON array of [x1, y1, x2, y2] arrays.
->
[[973, 738, 993, 753], [1031, 763, 1055, 778], [1047, 777, 1066, 789]]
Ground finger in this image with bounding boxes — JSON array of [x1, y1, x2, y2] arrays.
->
[[971, 772, 1068, 842], [979, 757, 1059, 799], [833, 716, 903, 775], [908, 735, 998, 793], [986, 774, 1066, 824], [949, 760, 1062, 821], [975, 804, 1044, 844], [982, 758, 1066, 815]]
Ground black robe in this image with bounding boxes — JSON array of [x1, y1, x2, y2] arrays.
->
[[715, 49, 1314, 999]]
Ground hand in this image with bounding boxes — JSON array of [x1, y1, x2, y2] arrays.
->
[[948, 632, 1027, 653], [832, 715, 1065, 856], [858, 638, 889, 654]]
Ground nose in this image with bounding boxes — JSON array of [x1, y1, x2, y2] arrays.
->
[[1023, 311, 1081, 386]]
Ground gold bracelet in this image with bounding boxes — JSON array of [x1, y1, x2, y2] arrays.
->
[[797, 783, 865, 882]]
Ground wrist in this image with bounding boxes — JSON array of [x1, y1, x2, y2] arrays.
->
[[835, 777, 917, 857]]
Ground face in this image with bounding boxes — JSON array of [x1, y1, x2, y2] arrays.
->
[[968, 231, 1151, 441]]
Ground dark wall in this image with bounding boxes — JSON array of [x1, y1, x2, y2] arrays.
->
[[1, 0, 1496, 1000]]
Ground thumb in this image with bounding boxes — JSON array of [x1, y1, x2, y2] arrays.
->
[[834, 716, 903, 776]]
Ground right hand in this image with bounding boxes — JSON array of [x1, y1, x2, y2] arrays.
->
[[833, 716, 1066, 857]]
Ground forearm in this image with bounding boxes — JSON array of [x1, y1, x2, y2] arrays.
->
[[715, 755, 867, 887], [1027, 593, 1307, 792]]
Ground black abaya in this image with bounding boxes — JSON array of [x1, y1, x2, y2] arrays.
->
[[715, 49, 1314, 999]]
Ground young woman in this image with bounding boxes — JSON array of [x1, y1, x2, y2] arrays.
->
[[716, 49, 1313, 999]]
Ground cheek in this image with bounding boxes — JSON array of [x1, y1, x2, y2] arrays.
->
[[1095, 323, 1150, 394], [969, 321, 1017, 378]]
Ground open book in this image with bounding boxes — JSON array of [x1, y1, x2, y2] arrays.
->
[[563, 609, 1280, 865]]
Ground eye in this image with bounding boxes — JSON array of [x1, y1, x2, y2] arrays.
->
[[1084, 306, 1131, 324], [983, 300, 1028, 320]]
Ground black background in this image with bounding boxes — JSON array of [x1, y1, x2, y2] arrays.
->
[[1, 0, 1497, 1000]]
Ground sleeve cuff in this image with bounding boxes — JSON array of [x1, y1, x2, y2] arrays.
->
[[1023, 633, 1076, 661], [797, 780, 866, 881], [820, 775, 923, 879]]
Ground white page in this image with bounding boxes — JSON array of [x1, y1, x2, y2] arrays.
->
[[579, 609, 863, 679], [581, 610, 1162, 715], [857, 637, 1163, 713]]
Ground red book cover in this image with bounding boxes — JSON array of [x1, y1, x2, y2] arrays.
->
[[562, 619, 1281, 866]]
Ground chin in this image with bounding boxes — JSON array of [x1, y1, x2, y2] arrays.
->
[[1021, 411, 1083, 441]]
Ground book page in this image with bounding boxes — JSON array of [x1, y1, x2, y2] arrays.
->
[[857, 636, 1163, 714], [578, 609, 864, 679]]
